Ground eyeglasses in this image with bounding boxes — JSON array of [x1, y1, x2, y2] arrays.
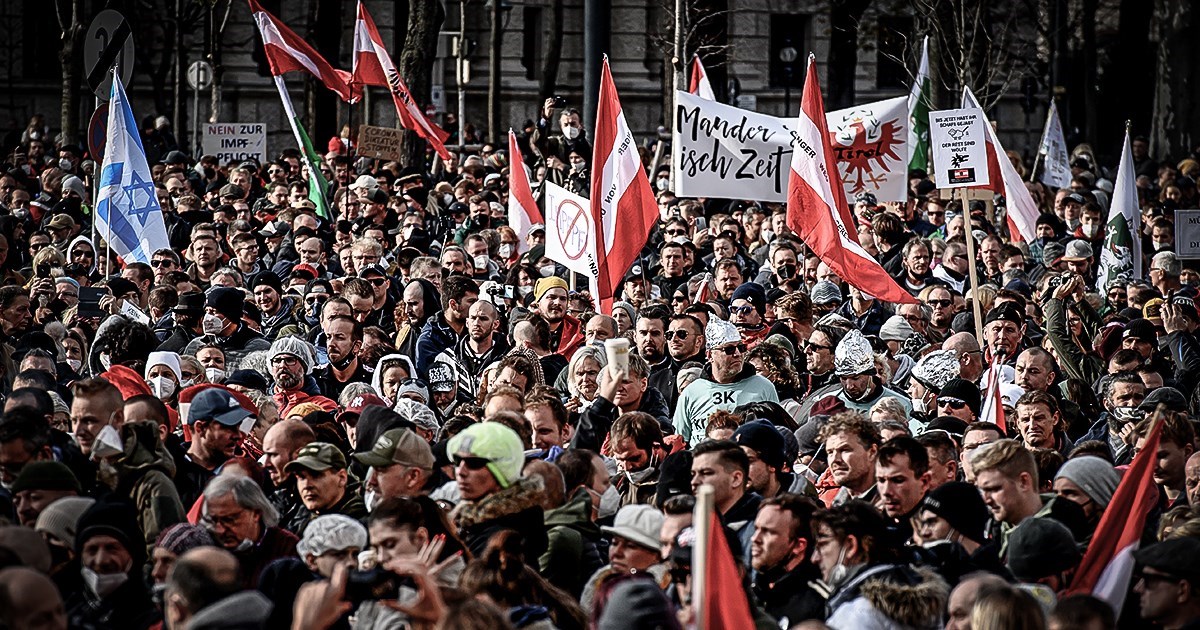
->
[[453, 456, 491, 470], [729, 305, 754, 316], [270, 356, 301, 367], [306, 295, 329, 305], [201, 509, 248, 530], [1137, 570, 1183, 587], [151, 259, 174, 268], [716, 344, 747, 356], [665, 330, 691, 340], [181, 371, 198, 380]]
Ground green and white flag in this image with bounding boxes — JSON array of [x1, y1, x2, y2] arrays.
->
[[907, 36, 931, 172], [1096, 127, 1142, 295], [274, 76, 333, 220]]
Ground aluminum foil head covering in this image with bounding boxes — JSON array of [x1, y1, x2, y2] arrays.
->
[[911, 349, 961, 391], [705, 318, 742, 349], [834, 329, 875, 376]]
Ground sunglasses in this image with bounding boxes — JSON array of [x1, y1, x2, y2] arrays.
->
[[729, 305, 754, 316], [665, 330, 691, 340], [939, 398, 968, 410], [151, 259, 174, 268], [671, 295, 688, 303], [927, 299, 952, 308], [367, 278, 388, 287], [70, 249, 93, 258], [305, 295, 329, 305], [665, 229, 687, 237], [716, 344, 747, 356], [804, 341, 831, 352], [453, 456, 491, 470]]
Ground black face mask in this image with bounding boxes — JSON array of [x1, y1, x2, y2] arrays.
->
[[777, 263, 798, 280]]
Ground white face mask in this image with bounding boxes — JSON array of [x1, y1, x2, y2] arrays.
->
[[149, 376, 176, 399], [656, 178, 670, 191], [539, 264, 556, 277], [67, 358, 82, 373], [180, 378, 195, 389], [473, 254, 489, 271], [761, 229, 775, 243], [202, 313, 226, 335], [498, 244, 514, 259], [827, 546, 851, 587], [518, 286, 532, 297], [363, 490, 378, 513], [598, 484, 621, 520], [59, 158, 74, 172], [1082, 223, 1100, 238], [562, 125, 580, 140], [912, 398, 928, 416], [82, 567, 129, 599], [99, 353, 112, 371], [206, 367, 226, 383], [1154, 241, 1172, 252]]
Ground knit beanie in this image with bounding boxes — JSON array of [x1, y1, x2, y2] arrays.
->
[[35, 496, 95, 548], [10, 461, 80, 494], [1054, 456, 1120, 509], [155, 523, 216, 555], [922, 481, 989, 544], [75, 499, 146, 568]]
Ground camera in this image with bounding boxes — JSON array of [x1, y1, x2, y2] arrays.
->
[[344, 569, 411, 605], [487, 284, 516, 300], [553, 95, 568, 108], [35, 263, 51, 279]]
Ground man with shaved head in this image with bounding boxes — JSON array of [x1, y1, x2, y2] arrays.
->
[[943, 332, 984, 384], [262, 419, 316, 526], [0, 567, 67, 630], [164, 547, 270, 630]]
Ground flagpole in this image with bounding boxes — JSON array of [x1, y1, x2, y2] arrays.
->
[[692, 484, 714, 630], [960, 188, 985, 347], [273, 76, 330, 219], [105, 65, 115, 277]]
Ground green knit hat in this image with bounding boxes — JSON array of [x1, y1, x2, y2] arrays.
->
[[11, 461, 80, 494]]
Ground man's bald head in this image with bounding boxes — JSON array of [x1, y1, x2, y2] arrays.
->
[[264, 419, 315, 452], [166, 547, 241, 624], [943, 331, 981, 354], [0, 567, 66, 630], [943, 331, 984, 383]]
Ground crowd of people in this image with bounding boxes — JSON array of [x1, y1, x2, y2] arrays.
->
[[0, 100, 1199, 630]]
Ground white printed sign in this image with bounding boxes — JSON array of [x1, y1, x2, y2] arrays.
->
[[928, 109, 990, 189], [543, 182, 598, 279], [671, 91, 909, 203], [202, 123, 267, 165]]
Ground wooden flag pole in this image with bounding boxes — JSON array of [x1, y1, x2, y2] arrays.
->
[[960, 188, 986, 347], [692, 484, 714, 630]]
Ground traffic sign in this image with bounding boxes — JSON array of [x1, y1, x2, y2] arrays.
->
[[187, 60, 213, 91], [84, 10, 136, 99], [87, 103, 110, 160]]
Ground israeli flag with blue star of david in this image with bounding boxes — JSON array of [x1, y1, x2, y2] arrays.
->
[[95, 75, 170, 265]]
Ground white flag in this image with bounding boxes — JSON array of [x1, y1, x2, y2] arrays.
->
[[1096, 129, 1142, 295], [1038, 101, 1072, 189]]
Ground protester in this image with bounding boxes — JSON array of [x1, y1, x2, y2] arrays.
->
[[3, 29, 1200, 630]]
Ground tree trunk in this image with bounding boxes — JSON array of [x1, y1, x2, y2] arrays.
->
[[487, 0, 501, 143], [540, 0, 564, 100], [399, 0, 446, 168], [827, 0, 871, 110], [1080, 0, 1099, 147], [58, 0, 82, 146], [1150, 0, 1199, 159]]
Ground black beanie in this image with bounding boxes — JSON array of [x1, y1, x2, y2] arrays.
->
[[654, 450, 694, 509], [922, 481, 989, 544], [75, 498, 145, 569]]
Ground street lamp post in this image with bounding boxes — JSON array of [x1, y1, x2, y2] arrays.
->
[[779, 45, 797, 117]]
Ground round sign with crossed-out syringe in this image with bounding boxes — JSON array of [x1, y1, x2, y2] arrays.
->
[[555, 198, 591, 262]]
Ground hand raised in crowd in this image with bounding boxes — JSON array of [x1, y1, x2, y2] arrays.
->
[[542, 97, 557, 120], [377, 560, 447, 630], [1163, 300, 1189, 334], [291, 563, 354, 630]]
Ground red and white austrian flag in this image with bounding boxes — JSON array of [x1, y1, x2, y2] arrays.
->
[[352, 1, 450, 159], [786, 55, 916, 306], [589, 57, 659, 314], [248, 0, 353, 101]]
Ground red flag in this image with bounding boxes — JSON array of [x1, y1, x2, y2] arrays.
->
[[978, 365, 1008, 434], [507, 129, 543, 254], [688, 55, 716, 100], [248, 0, 353, 102], [1066, 416, 1163, 616], [962, 88, 1040, 243], [589, 57, 660, 314], [351, 2, 451, 160], [786, 56, 917, 305], [702, 510, 755, 628]]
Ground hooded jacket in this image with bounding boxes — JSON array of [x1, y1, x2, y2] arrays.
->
[[672, 364, 779, 446], [826, 564, 949, 630], [395, 278, 439, 358], [753, 561, 826, 626], [539, 487, 608, 598], [415, 311, 462, 373], [67, 234, 98, 275], [112, 420, 186, 558], [453, 476, 549, 565], [369, 353, 418, 406], [272, 374, 338, 417], [187, 591, 273, 630]]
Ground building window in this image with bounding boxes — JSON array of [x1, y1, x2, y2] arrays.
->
[[769, 14, 807, 89], [521, 6, 542, 81], [876, 16, 913, 90]]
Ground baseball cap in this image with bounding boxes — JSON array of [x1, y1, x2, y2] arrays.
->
[[349, 175, 378, 191], [447, 422, 525, 489], [187, 387, 254, 428], [600, 505, 665, 552], [218, 183, 244, 199], [285, 442, 348, 473], [358, 263, 388, 279], [1061, 239, 1093, 262], [352, 428, 435, 470], [427, 362, 457, 393], [336, 393, 388, 427]]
